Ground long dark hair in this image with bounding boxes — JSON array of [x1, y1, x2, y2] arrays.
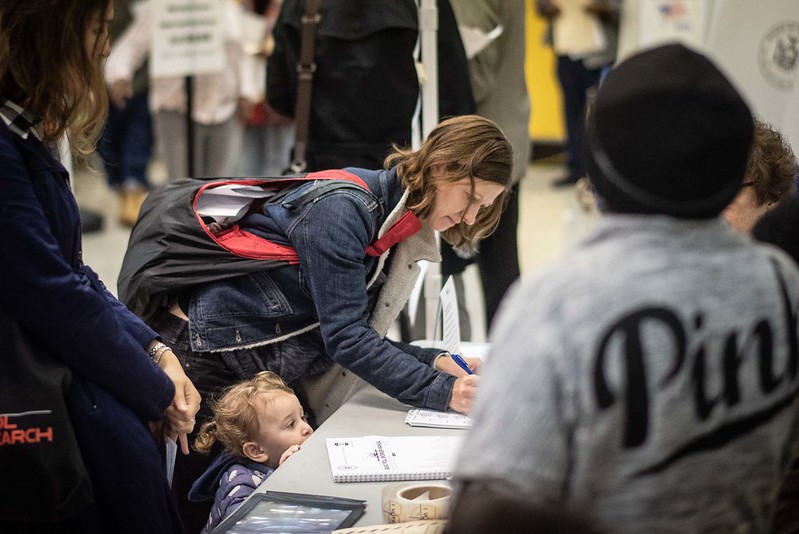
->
[[0, 0, 111, 155], [386, 115, 513, 249]]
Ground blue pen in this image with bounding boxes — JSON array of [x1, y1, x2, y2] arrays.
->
[[450, 353, 474, 375]]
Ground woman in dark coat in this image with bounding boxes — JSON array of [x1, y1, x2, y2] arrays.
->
[[0, 1, 200, 531]]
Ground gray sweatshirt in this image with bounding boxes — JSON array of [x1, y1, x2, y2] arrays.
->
[[454, 215, 799, 533]]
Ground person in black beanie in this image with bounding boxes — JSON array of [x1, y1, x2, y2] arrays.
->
[[448, 44, 799, 534], [584, 44, 752, 216]]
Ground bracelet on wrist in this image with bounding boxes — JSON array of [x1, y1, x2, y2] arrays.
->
[[148, 341, 170, 365]]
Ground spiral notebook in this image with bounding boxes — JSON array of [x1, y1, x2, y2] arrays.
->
[[325, 435, 464, 483]]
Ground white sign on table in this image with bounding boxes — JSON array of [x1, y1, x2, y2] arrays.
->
[[438, 276, 460, 355]]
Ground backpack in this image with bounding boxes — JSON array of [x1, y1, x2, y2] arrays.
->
[[118, 170, 420, 323]]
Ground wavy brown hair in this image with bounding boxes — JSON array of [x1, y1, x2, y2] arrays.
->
[[194, 371, 294, 458], [386, 115, 513, 249], [0, 0, 111, 156], [746, 117, 798, 206]]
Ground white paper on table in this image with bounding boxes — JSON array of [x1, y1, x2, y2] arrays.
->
[[405, 408, 472, 429], [439, 276, 460, 354], [552, 0, 607, 56], [458, 24, 504, 59]]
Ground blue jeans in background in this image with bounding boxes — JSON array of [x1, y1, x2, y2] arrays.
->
[[97, 91, 153, 190]]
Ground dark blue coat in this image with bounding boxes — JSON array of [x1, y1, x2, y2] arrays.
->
[[0, 121, 182, 532]]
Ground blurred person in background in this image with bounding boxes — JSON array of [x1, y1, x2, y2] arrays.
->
[[535, 0, 620, 188], [105, 0, 260, 182], [723, 116, 798, 233], [99, 0, 154, 227]]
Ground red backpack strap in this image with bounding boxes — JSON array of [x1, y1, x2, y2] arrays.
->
[[194, 171, 418, 260], [308, 171, 422, 255], [365, 211, 422, 257], [193, 176, 319, 262], [305, 169, 368, 189]]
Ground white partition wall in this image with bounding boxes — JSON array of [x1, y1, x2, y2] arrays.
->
[[618, 0, 799, 154], [703, 0, 799, 153], [617, 0, 716, 62]]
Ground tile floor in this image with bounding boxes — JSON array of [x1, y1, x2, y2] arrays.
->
[[74, 156, 598, 343]]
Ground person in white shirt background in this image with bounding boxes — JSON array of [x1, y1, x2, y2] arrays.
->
[[104, 0, 260, 182]]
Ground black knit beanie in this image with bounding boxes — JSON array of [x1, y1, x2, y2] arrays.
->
[[585, 43, 754, 218]]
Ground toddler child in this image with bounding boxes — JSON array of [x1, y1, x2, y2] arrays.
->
[[188, 371, 313, 533]]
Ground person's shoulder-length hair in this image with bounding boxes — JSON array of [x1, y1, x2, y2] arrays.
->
[[0, 0, 111, 156], [385, 114, 513, 250]]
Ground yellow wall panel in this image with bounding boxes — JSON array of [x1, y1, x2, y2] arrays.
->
[[525, 3, 564, 143]]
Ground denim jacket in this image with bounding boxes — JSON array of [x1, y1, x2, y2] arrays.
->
[[186, 167, 456, 410]]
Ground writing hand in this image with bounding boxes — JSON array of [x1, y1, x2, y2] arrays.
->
[[448, 374, 479, 414], [435, 353, 481, 377]]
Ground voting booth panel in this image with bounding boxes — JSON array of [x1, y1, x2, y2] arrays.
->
[[618, 0, 799, 154]]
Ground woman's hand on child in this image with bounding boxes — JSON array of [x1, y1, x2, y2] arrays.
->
[[279, 444, 302, 466], [158, 350, 202, 454]]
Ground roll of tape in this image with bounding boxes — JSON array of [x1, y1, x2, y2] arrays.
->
[[381, 482, 452, 524]]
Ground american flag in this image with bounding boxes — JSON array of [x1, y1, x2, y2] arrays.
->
[[658, 1, 688, 20]]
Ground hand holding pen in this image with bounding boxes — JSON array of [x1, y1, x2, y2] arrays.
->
[[450, 353, 475, 375], [448, 355, 479, 413]]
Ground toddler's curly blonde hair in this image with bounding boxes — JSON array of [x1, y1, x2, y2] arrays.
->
[[194, 371, 294, 458]]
